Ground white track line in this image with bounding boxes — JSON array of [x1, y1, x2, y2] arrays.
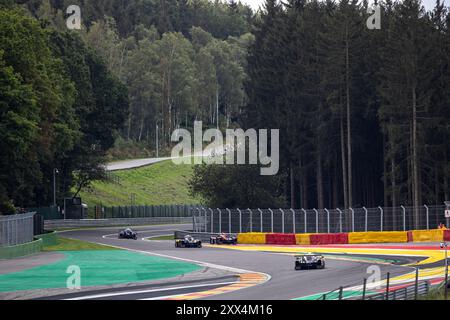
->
[[65, 281, 239, 300], [102, 229, 179, 239]]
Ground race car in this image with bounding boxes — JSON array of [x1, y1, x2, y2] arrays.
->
[[175, 235, 202, 248], [210, 233, 238, 245], [295, 253, 325, 270], [118, 228, 138, 240]]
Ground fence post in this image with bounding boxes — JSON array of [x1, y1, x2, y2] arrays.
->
[[249, 209, 252, 232], [324, 209, 330, 233], [207, 208, 212, 233], [362, 278, 367, 300], [401, 205, 406, 231], [216, 208, 221, 234], [424, 205, 429, 230], [379, 206, 384, 232], [302, 209, 307, 233], [281, 209, 285, 234], [363, 207, 368, 232], [350, 208, 355, 232], [291, 209, 296, 234], [313, 209, 319, 233], [414, 268, 419, 300], [385, 272, 390, 301], [192, 209, 198, 232], [337, 208, 343, 233], [269, 209, 274, 233], [258, 209, 263, 232], [238, 208, 242, 233], [227, 208, 232, 233], [204, 208, 207, 232]]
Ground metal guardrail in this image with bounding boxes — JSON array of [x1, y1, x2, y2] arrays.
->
[[104, 205, 196, 219], [318, 269, 431, 301], [364, 281, 430, 300], [0, 212, 36, 247], [193, 205, 448, 234]]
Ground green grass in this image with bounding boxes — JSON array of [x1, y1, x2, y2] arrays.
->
[[419, 285, 450, 300], [148, 235, 174, 240], [78, 160, 200, 208], [43, 237, 119, 251]]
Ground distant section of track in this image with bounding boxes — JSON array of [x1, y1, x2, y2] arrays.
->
[[58, 225, 414, 300]]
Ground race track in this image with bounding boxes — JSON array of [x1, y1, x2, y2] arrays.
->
[[46, 224, 416, 300]]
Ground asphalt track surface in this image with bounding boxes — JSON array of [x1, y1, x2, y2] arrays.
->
[[42, 224, 417, 300]]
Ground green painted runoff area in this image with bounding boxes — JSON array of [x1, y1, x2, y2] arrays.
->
[[294, 290, 378, 300], [0, 250, 202, 292]]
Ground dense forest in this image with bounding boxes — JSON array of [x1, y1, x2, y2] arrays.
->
[[0, 2, 129, 213], [192, 0, 450, 226], [0, 0, 255, 212], [21, 0, 255, 152]]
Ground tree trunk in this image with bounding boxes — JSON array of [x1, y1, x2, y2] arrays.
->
[[290, 163, 295, 209], [341, 106, 348, 209], [345, 25, 353, 209], [412, 86, 420, 229]]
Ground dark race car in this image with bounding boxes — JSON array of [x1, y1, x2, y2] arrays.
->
[[118, 228, 138, 240], [175, 235, 202, 248], [210, 233, 238, 245], [295, 253, 325, 270]]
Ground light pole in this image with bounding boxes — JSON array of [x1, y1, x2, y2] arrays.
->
[[441, 242, 448, 300], [53, 168, 59, 207]]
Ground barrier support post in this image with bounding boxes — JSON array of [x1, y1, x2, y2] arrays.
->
[[216, 208, 221, 233], [238, 208, 242, 233], [313, 209, 319, 234], [379, 206, 384, 232], [324, 209, 330, 234], [424, 205, 429, 230], [249, 208, 252, 233], [363, 207, 368, 232], [258, 209, 263, 232], [291, 209, 296, 234], [227, 208, 232, 233], [302, 209, 307, 233], [338, 287, 343, 300], [401, 205, 406, 231], [337, 208, 343, 233], [281, 209, 285, 234], [350, 208, 355, 232], [269, 209, 274, 233]]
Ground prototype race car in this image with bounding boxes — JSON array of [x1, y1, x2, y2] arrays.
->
[[295, 253, 325, 270], [118, 228, 138, 240], [175, 235, 202, 248], [210, 233, 238, 245]]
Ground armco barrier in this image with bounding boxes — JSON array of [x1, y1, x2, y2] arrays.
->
[[410, 229, 444, 242], [349, 231, 409, 244], [0, 239, 43, 259], [44, 217, 192, 229], [296, 233, 312, 245], [237, 233, 267, 244], [35, 231, 58, 246], [444, 230, 450, 241], [266, 233, 296, 245], [310, 233, 348, 245]]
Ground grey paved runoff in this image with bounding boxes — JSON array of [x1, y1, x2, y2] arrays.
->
[[56, 224, 415, 300]]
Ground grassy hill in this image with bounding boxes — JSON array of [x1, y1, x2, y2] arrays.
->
[[78, 160, 200, 208]]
